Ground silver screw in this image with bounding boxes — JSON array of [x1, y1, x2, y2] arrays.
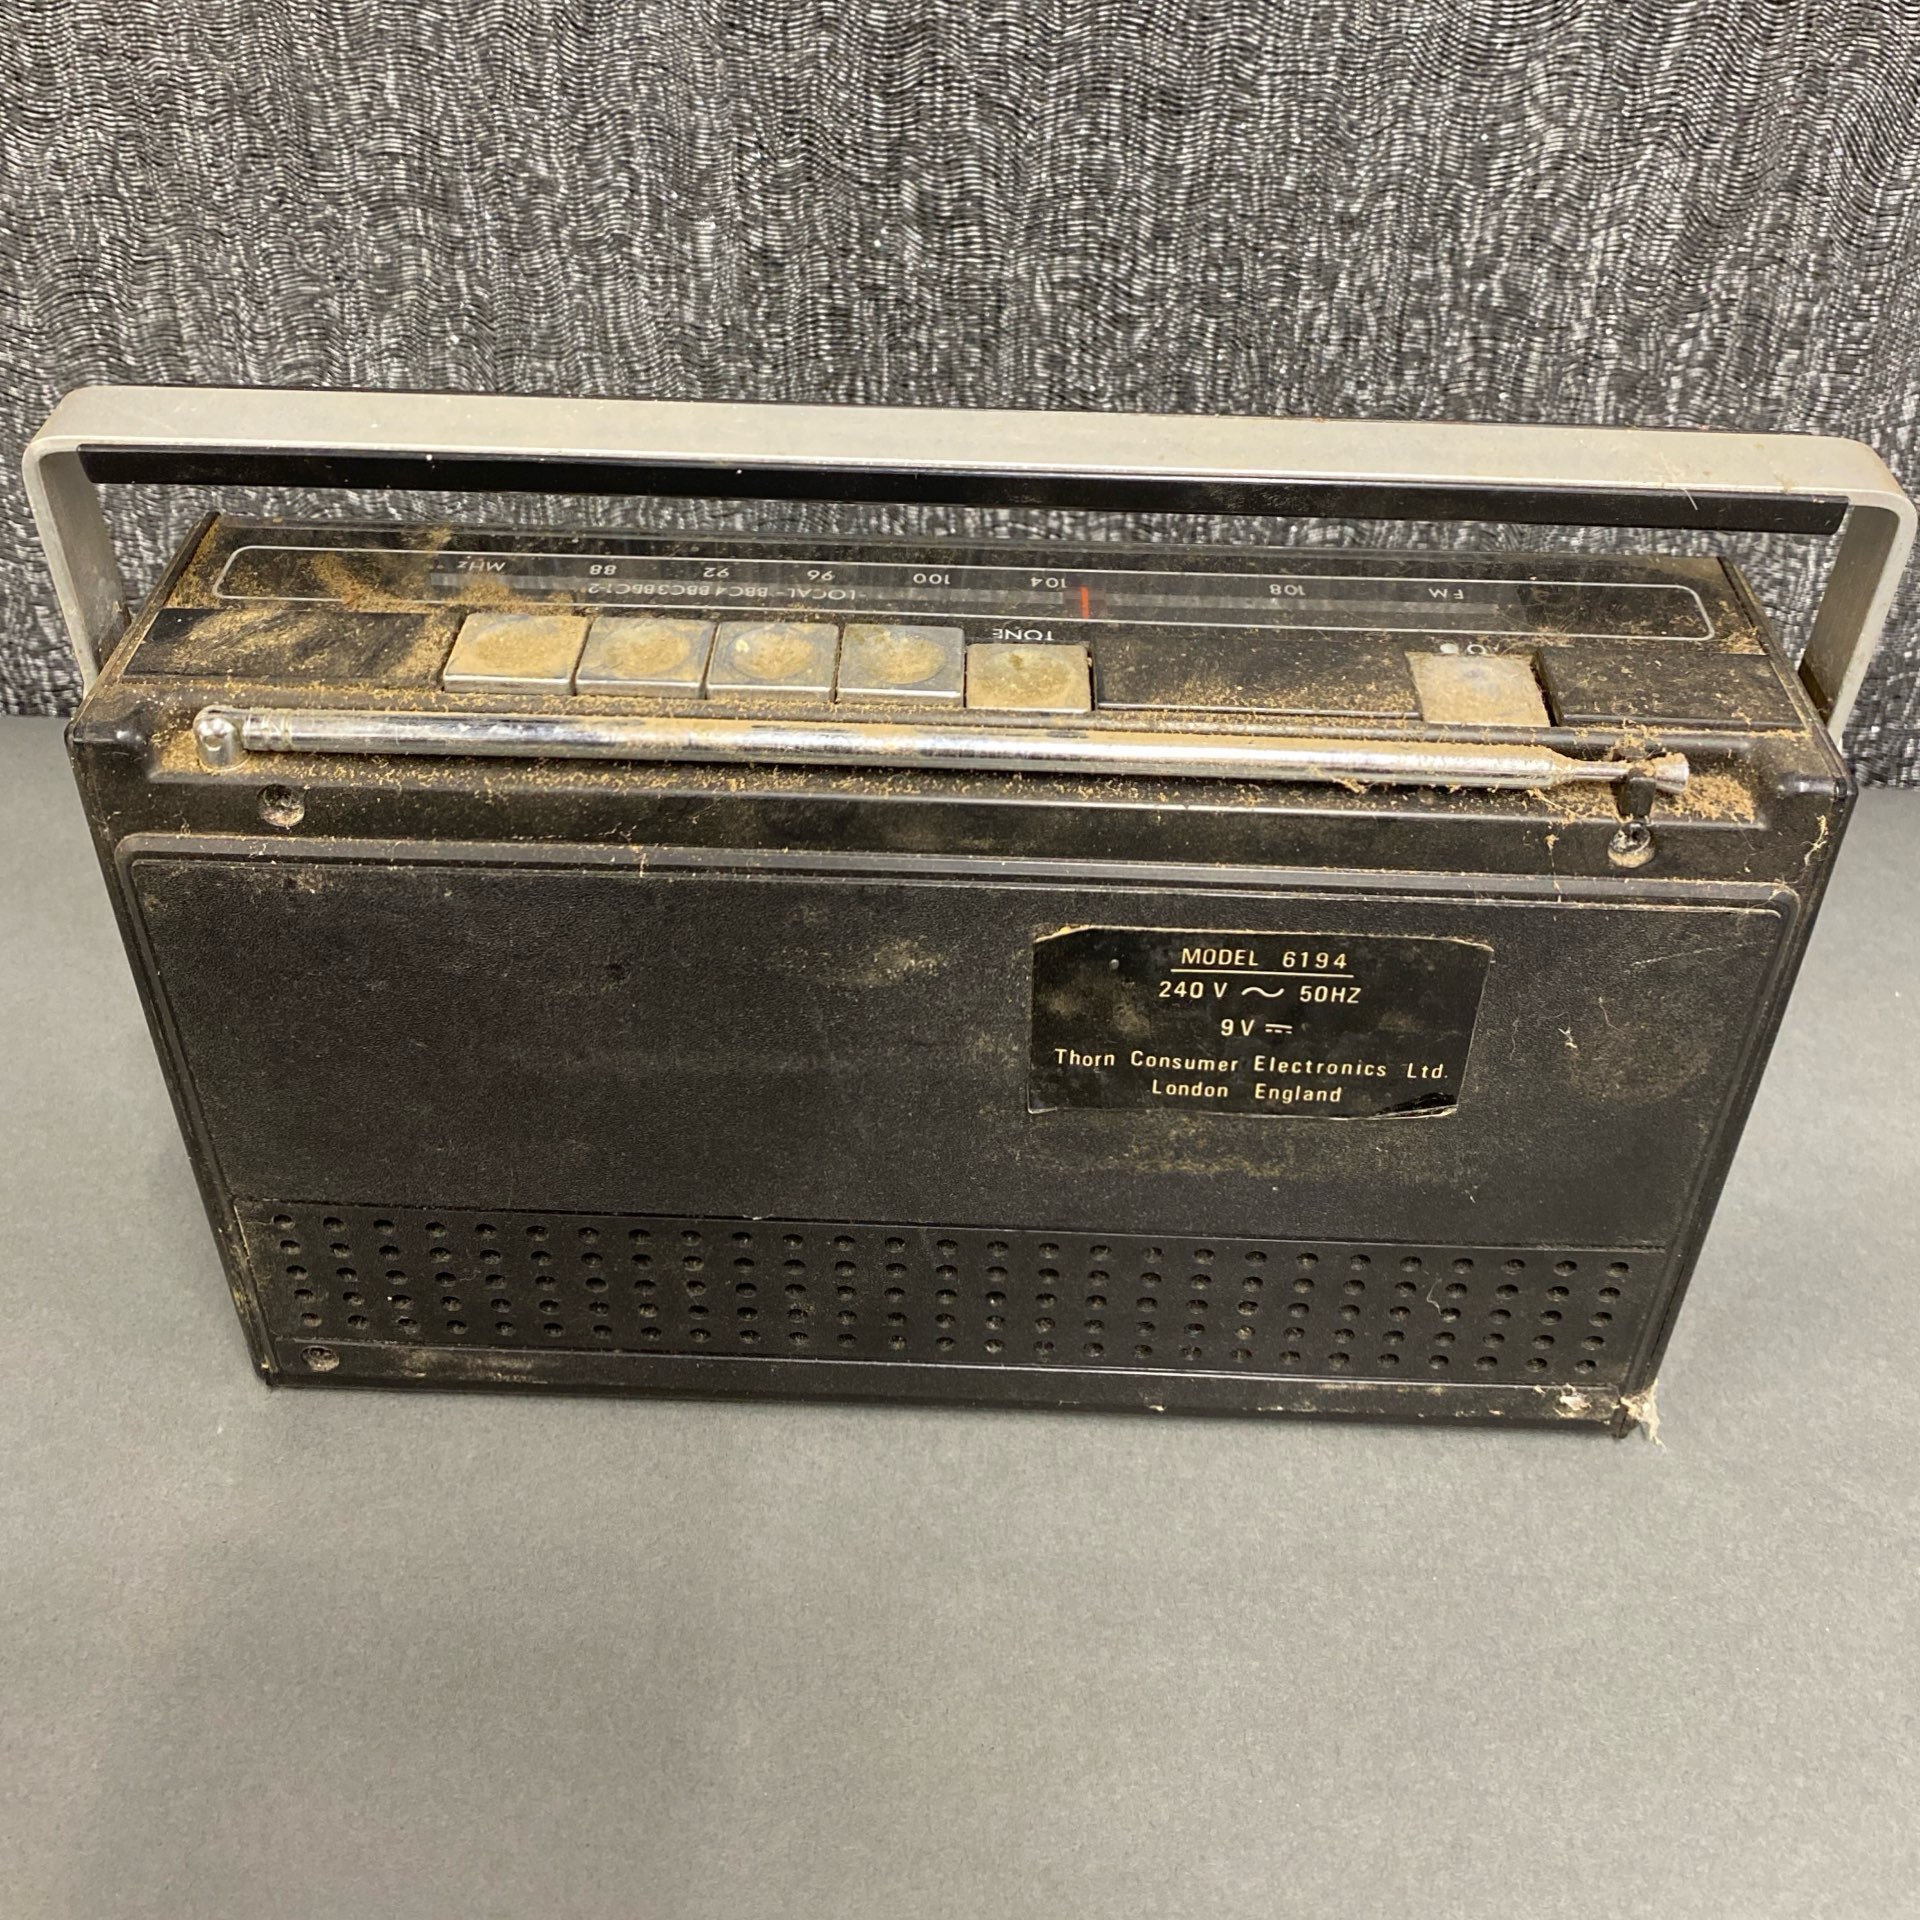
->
[[1608, 821, 1655, 869]]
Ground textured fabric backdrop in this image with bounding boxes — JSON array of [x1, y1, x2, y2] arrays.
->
[[5, 1, 1920, 779]]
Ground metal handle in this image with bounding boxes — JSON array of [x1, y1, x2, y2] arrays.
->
[[24, 385, 1915, 732]]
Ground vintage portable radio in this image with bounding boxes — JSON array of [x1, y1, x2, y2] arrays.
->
[[27, 389, 1914, 1429]]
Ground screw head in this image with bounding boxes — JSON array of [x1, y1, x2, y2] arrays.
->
[[1608, 820, 1655, 869]]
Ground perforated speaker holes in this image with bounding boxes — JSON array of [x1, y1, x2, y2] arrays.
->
[[246, 1204, 1648, 1389]]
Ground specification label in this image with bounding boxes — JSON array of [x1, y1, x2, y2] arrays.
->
[[1029, 928, 1491, 1119]]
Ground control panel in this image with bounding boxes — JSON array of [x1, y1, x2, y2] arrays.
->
[[119, 523, 1807, 744]]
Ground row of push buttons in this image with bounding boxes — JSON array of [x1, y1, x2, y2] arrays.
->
[[441, 612, 1093, 713]]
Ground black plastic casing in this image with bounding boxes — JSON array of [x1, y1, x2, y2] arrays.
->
[[68, 517, 1854, 1430]]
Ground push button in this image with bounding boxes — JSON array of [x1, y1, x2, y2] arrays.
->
[[442, 611, 589, 692], [707, 621, 839, 699], [966, 643, 1093, 714], [576, 615, 715, 694], [1407, 652, 1549, 727], [837, 624, 965, 703]]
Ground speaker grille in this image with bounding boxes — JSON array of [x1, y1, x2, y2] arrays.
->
[[239, 1202, 1651, 1388]]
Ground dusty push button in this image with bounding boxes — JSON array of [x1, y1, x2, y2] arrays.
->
[[837, 624, 965, 702], [442, 611, 589, 692], [576, 615, 715, 694], [707, 621, 839, 698], [1407, 651, 1550, 726], [966, 643, 1093, 714]]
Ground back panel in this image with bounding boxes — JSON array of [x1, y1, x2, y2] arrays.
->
[[117, 830, 1796, 1422]]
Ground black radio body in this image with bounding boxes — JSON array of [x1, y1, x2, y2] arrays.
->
[[35, 393, 1913, 1431]]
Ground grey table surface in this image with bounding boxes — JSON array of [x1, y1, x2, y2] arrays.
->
[[0, 711, 1915, 1920]]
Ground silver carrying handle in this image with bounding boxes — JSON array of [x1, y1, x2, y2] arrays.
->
[[23, 385, 1916, 735]]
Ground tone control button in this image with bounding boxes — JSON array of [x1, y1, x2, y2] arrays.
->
[[966, 642, 1093, 714], [837, 623, 965, 703], [442, 611, 589, 692], [707, 621, 839, 698], [576, 615, 715, 694]]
